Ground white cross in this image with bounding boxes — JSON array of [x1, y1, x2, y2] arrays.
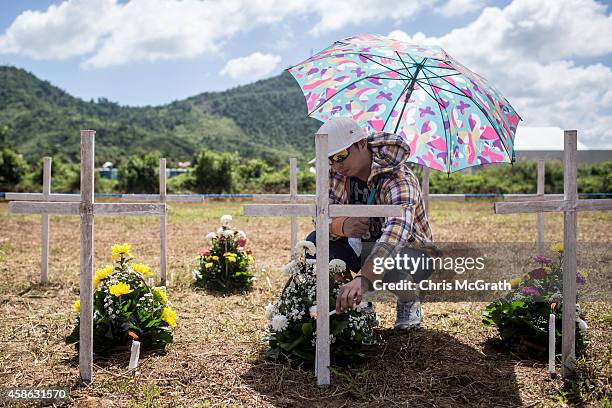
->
[[8, 130, 166, 384], [5, 157, 78, 283], [120, 158, 204, 285], [494, 130, 612, 377], [252, 158, 315, 259], [7, 157, 205, 286], [244, 133, 404, 386]]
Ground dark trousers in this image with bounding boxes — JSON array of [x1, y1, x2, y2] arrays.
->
[[305, 230, 433, 283], [305, 230, 363, 273]]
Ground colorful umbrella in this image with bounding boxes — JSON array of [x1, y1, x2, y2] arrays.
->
[[288, 34, 522, 173]]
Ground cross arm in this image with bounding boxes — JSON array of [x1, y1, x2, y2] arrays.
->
[[329, 204, 404, 217], [9, 201, 80, 215], [94, 203, 166, 216], [494, 199, 612, 214], [121, 194, 204, 203], [243, 204, 314, 217], [9, 201, 166, 216], [252, 194, 316, 203], [5, 192, 80, 202]]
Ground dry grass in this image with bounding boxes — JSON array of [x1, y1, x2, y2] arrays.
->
[[0, 200, 610, 407]]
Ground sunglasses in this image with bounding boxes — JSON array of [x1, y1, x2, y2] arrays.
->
[[328, 148, 351, 165]]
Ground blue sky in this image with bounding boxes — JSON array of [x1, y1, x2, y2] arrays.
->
[[0, 0, 611, 147]]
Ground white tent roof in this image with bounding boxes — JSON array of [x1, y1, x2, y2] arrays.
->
[[513, 127, 588, 151]]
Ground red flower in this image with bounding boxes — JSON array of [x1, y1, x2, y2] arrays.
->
[[238, 238, 247, 247], [199, 247, 210, 257], [528, 268, 547, 280]]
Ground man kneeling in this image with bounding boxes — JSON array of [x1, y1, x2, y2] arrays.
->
[[305, 117, 433, 330]]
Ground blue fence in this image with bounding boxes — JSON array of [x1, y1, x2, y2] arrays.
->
[[2, 192, 611, 199]]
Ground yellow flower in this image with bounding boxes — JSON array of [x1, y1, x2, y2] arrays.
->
[[248, 255, 254, 264], [224, 252, 237, 263], [212, 256, 219, 261], [205, 262, 213, 268], [153, 287, 168, 305], [549, 243, 564, 253], [132, 263, 153, 277], [162, 307, 177, 328], [543, 266, 552, 273], [111, 243, 132, 261], [94, 265, 114, 287], [72, 299, 80, 313], [510, 278, 522, 288], [109, 282, 133, 297]]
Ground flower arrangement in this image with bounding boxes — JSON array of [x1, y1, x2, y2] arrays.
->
[[265, 240, 377, 363], [66, 243, 176, 354], [483, 243, 587, 354], [192, 215, 255, 291]]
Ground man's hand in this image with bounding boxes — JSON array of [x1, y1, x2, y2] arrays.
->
[[342, 217, 370, 237], [336, 276, 368, 314]]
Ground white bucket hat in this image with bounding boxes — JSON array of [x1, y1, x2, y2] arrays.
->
[[308, 117, 366, 164]]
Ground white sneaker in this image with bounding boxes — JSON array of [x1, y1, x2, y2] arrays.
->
[[394, 299, 423, 330]]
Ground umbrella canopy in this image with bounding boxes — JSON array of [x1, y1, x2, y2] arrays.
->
[[288, 34, 522, 173]]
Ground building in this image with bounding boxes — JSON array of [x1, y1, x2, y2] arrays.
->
[[513, 127, 612, 164]]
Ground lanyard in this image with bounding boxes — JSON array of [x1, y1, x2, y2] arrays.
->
[[367, 188, 377, 205]]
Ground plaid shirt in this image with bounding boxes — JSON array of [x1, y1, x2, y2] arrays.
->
[[329, 132, 433, 261]]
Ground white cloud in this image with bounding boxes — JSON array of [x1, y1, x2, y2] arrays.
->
[[220, 52, 281, 80], [306, 0, 425, 36], [437, 0, 486, 17], [0, 0, 115, 59], [388, 0, 612, 148], [0, 0, 427, 68]]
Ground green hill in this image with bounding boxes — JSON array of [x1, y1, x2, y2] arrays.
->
[[0, 66, 321, 166]]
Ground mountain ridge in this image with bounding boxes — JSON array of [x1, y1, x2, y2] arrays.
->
[[0, 65, 320, 165]]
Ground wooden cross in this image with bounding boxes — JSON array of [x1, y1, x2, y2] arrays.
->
[[494, 130, 612, 377], [8, 130, 166, 384], [120, 158, 204, 285], [253, 158, 316, 259], [244, 133, 403, 386], [6, 157, 78, 283], [421, 158, 558, 255]]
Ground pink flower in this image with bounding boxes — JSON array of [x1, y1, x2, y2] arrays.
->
[[576, 272, 586, 285], [199, 248, 210, 257], [528, 268, 548, 280], [532, 255, 553, 266], [521, 286, 541, 297]]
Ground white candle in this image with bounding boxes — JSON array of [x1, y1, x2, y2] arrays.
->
[[128, 340, 141, 371], [548, 313, 556, 376]]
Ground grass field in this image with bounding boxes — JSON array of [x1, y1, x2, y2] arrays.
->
[[0, 200, 610, 407]]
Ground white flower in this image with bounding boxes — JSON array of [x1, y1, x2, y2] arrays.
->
[[271, 314, 289, 331], [295, 240, 316, 257], [281, 260, 297, 276], [309, 306, 317, 318], [576, 317, 588, 331], [329, 259, 346, 273], [354, 301, 368, 312], [264, 303, 277, 320], [192, 269, 202, 280], [205, 232, 216, 245], [222, 229, 235, 238], [237, 230, 247, 240], [220, 214, 232, 227]]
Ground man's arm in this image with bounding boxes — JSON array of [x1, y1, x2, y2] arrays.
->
[[365, 173, 422, 263], [336, 172, 423, 313]]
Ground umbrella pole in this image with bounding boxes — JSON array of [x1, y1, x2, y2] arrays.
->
[[393, 64, 423, 134]]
